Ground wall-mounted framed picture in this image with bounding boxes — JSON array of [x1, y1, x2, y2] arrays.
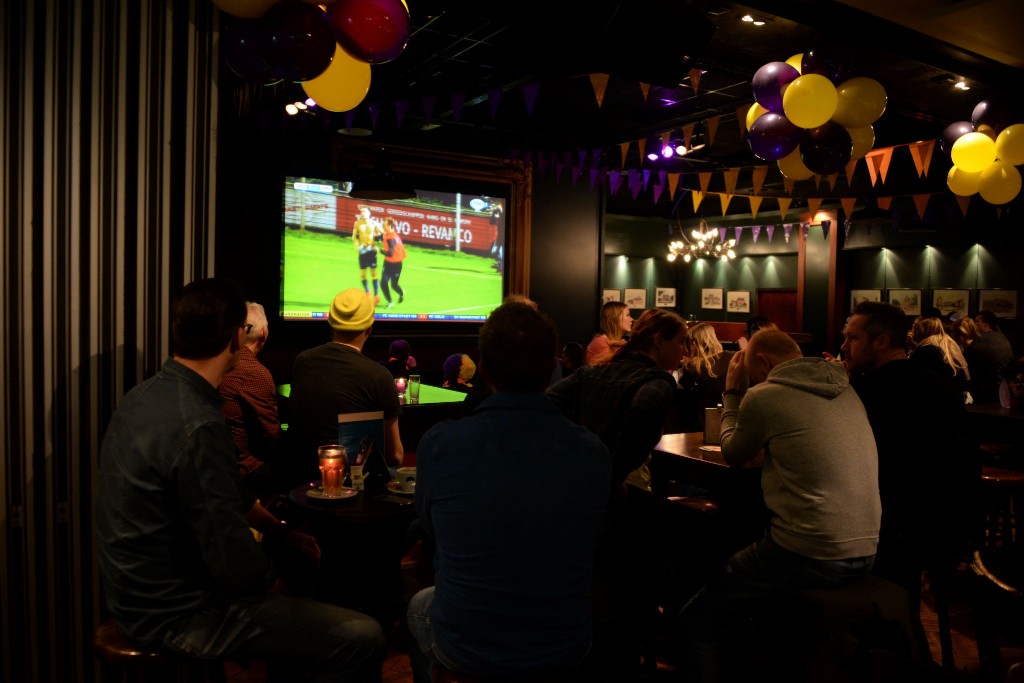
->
[[701, 288, 723, 310], [933, 289, 969, 317], [655, 287, 677, 308], [850, 289, 882, 310], [726, 290, 751, 313], [624, 288, 647, 309], [888, 289, 922, 316], [602, 289, 621, 303], [978, 289, 1017, 318]]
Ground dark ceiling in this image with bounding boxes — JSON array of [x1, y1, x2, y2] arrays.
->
[[239, 0, 1024, 218]]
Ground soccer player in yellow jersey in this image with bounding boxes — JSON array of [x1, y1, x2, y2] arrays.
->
[[352, 205, 383, 302]]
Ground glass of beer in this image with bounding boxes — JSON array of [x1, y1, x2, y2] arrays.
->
[[318, 444, 347, 497]]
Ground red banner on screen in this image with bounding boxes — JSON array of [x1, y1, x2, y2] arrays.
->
[[334, 199, 500, 257]]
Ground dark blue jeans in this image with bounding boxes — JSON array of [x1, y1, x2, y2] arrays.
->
[[161, 594, 386, 683], [677, 535, 874, 683]]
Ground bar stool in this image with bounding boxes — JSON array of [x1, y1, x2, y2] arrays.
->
[[980, 466, 1024, 548], [92, 618, 225, 683]]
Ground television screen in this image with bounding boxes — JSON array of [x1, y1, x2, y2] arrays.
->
[[281, 175, 506, 322]]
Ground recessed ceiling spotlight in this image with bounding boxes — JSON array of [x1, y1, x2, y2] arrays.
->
[[954, 79, 971, 91], [741, 14, 754, 22], [752, 18, 766, 25]]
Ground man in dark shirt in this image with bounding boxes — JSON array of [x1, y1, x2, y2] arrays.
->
[[97, 278, 385, 681], [969, 309, 1016, 403], [407, 301, 611, 681]]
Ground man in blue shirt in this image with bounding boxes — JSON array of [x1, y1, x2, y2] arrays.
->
[[97, 278, 385, 681], [407, 300, 611, 681]]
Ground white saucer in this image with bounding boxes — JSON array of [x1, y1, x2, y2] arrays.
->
[[307, 487, 358, 500], [387, 482, 415, 497]]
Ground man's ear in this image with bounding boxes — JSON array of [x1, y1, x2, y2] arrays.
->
[[755, 351, 772, 373]]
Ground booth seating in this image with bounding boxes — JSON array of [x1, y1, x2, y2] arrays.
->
[[92, 618, 225, 683]]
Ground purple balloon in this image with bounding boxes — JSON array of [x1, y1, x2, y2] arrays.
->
[[751, 61, 800, 112], [939, 120, 974, 158], [801, 45, 849, 85], [263, 1, 336, 82], [222, 20, 279, 85], [800, 122, 852, 175], [971, 98, 1019, 134], [748, 112, 801, 161], [328, 0, 410, 64]]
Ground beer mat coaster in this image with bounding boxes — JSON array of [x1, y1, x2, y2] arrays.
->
[[306, 487, 358, 501], [699, 445, 722, 452]]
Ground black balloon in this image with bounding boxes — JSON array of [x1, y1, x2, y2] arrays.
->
[[263, 1, 336, 82], [801, 45, 849, 85], [222, 20, 279, 84], [748, 112, 801, 161], [971, 98, 1019, 134], [800, 122, 852, 175], [939, 120, 974, 158]]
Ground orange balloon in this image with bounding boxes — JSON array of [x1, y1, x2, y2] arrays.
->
[[302, 44, 371, 112]]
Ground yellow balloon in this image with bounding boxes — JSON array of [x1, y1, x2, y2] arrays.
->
[[786, 53, 803, 74], [211, 0, 279, 18], [978, 161, 1023, 205], [778, 148, 814, 180], [951, 132, 997, 173], [946, 165, 982, 196], [782, 74, 837, 129], [995, 123, 1024, 166], [832, 77, 887, 128], [745, 103, 768, 132], [847, 125, 875, 160], [302, 44, 372, 112]]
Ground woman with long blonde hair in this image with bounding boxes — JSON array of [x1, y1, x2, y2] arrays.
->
[[679, 322, 740, 426], [585, 300, 633, 365], [910, 317, 972, 402]]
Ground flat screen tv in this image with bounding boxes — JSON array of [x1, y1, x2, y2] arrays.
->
[[281, 175, 507, 323]]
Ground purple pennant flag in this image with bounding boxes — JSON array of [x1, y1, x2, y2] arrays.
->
[[801, 222, 810, 241], [578, 149, 588, 168], [653, 184, 664, 204], [394, 99, 409, 128], [555, 162, 565, 182], [592, 147, 603, 164], [643, 169, 651, 190], [590, 168, 599, 188], [735, 227, 743, 244], [343, 109, 355, 130], [629, 174, 642, 200], [719, 227, 727, 244], [784, 224, 792, 243], [821, 219, 831, 241], [421, 96, 436, 126], [521, 82, 541, 117], [487, 87, 503, 120], [571, 166, 582, 187], [563, 151, 572, 167], [450, 92, 465, 122], [766, 225, 774, 243], [367, 102, 380, 128], [658, 170, 668, 187], [537, 153, 548, 176], [752, 226, 761, 243], [609, 170, 622, 195]]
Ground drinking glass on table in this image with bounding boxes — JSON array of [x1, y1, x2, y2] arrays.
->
[[318, 444, 347, 497], [408, 375, 421, 404]]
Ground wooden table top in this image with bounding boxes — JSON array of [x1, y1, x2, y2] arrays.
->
[[654, 432, 731, 468]]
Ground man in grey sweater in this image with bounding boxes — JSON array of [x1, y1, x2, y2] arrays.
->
[[678, 330, 881, 682]]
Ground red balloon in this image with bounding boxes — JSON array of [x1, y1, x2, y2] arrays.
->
[[327, 0, 410, 64], [263, 1, 336, 82]]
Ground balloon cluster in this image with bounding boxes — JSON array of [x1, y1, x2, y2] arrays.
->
[[746, 49, 886, 179], [216, 0, 411, 112], [942, 99, 1024, 205]]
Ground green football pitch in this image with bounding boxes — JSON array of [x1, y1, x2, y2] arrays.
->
[[281, 228, 502, 317]]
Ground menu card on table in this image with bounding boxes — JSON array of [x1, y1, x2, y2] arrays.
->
[[337, 411, 389, 491]]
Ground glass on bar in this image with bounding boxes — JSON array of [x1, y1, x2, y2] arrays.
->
[[318, 444, 347, 497]]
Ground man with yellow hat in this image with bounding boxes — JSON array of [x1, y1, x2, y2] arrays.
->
[[289, 288, 405, 481]]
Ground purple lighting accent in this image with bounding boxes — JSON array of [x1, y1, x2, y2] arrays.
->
[[643, 169, 651, 190], [647, 152, 659, 161], [766, 225, 775, 243], [719, 227, 727, 244], [735, 227, 743, 244], [661, 145, 673, 158]]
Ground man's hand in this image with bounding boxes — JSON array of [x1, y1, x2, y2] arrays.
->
[[285, 530, 321, 566], [725, 349, 746, 391]]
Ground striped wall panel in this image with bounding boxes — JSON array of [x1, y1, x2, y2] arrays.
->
[[0, 1, 218, 680]]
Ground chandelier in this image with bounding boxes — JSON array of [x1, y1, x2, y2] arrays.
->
[[667, 220, 736, 263]]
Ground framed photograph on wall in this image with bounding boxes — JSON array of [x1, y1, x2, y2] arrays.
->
[[850, 289, 881, 310], [726, 290, 751, 313], [978, 289, 1017, 318], [933, 289, 969, 317], [602, 289, 621, 304], [655, 287, 676, 308], [624, 288, 647, 309], [888, 289, 922, 316], [701, 288, 723, 310]]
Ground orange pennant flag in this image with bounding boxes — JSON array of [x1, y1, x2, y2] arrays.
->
[[637, 138, 647, 162], [876, 196, 893, 211], [777, 197, 792, 221], [668, 172, 681, 199], [737, 105, 752, 138], [692, 190, 705, 213], [955, 193, 971, 217], [620, 142, 630, 168], [751, 166, 768, 195], [908, 141, 937, 178], [827, 173, 838, 191], [589, 73, 610, 108], [706, 115, 721, 147], [844, 159, 858, 185], [912, 193, 931, 219], [639, 82, 650, 101], [682, 124, 694, 150], [722, 168, 740, 195], [840, 196, 857, 219], [698, 172, 712, 193], [689, 68, 702, 95], [806, 198, 823, 218], [749, 195, 763, 219], [813, 174, 823, 190], [865, 148, 893, 185], [719, 193, 733, 216], [783, 177, 795, 194]]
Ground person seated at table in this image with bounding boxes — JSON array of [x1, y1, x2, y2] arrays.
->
[[909, 316, 972, 403], [379, 339, 417, 379], [677, 322, 740, 428], [967, 310, 1016, 404], [97, 278, 386, 681], [678, 330, 881, 682], [585, 300, 633, 365], [408, 300, 611, 683], [441, 353, 476, 393], [736, 315, 771, 350], [290, 288, 404, 481]]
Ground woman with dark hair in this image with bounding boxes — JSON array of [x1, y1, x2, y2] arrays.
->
[[585, 301, 633, 365]]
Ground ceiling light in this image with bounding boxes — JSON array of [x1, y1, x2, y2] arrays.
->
[[675, 145, 688, 156], [647, 151, 660, 161], [294, 101, 307, 110], [954, 80, 970, 91], [752, 19, 765, 25], [670, 220, 738, 264], [741, 14, 754, 22], [304, 97, 317, 108], [285, 103, 299, 115], [661, 145, 674, 158]]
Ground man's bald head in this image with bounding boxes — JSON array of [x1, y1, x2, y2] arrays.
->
[[745, 329, 802, 384]]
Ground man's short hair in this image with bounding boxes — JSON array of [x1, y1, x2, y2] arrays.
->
[[479, 302, 557, 392], [171, 278, 246, 360], [851, 301, 908, 350], [245, 301, 268, 342], [747, 329, 801, 361], [976, 310, 1000, 331]]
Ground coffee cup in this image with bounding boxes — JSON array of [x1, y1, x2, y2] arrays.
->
[[396, 466, 416, 493]]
